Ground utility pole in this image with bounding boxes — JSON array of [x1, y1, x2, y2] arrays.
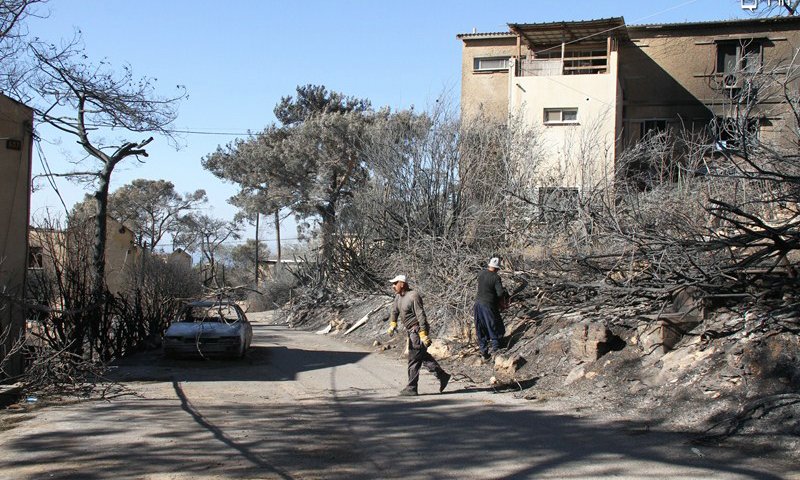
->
[[254, 213, 259, 284], [274, 210, 282, 272]]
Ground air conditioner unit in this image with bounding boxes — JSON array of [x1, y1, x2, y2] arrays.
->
[[723, 74, 741, 89]]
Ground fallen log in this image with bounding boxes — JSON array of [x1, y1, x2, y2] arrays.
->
[[344, 302, 391, 335]]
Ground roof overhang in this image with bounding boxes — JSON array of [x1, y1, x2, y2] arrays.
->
[[508, 17, 628, 47], [0, 92, 34, 112], [628, 15, 800, 32], [456, 32, 517, 41]]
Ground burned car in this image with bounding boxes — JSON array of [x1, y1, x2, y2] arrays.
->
[[163, 300, 253, 358]]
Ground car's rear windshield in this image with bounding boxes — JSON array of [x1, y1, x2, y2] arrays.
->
[[180, 305, 241, 323]]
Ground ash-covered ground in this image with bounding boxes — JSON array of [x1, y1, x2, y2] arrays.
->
[[275, 291, 800, 464]]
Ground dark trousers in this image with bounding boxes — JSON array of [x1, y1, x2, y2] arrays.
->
[[474, 302, 504, 354], [406, 329, 446, 390]]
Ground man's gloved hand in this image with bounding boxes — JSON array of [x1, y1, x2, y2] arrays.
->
[[419, 330, 432, 347], [387, 321, 397, 336]]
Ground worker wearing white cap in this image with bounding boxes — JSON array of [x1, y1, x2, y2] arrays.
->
[[387, 274, 451, 396], [473, 257, 509, 359]]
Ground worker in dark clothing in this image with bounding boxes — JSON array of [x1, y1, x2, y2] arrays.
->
[[387, 274, 451, 396], [474, 257, 509, 359]]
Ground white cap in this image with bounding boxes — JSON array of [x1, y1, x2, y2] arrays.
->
[[389, 274, 407, 284], [488, 257, 501, 269]]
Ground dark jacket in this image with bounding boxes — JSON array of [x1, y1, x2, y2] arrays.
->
[[475, 269, 508, 309]]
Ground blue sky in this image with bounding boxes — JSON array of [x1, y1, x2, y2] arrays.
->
[[27, 0, 752, 253]]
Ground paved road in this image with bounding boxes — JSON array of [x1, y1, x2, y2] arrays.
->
[[0, 317, 797, 479]]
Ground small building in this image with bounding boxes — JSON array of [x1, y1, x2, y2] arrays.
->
[[0, 94, 34, 379], [28, 216, 142, 297], [103, 217, 141, 294], [167, 249, 193, 271]]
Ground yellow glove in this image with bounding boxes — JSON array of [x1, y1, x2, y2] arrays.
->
[[387, 321, 397, 336], [419, 330, 432, 347]]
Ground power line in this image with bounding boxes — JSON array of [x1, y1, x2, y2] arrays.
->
[[514, 0, 703, 109], [69, 121, 255, 137], [113, 3, 706, 138], [167, 128, 253, 136], [531, 0, 702, 56], [34, 138, 70, 214], [217, 236, 302, 245]]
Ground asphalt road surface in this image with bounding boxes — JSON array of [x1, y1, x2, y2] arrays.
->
[[0, 314, 797, 480]]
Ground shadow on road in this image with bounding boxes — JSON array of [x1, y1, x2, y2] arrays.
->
[[1, 384, 791, 479], [110, 345, 370, 383], [4, 324, 792, 479], [172, 380, 294, 480]]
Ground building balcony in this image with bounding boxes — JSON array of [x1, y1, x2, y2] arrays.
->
[[518, 54, 609, 77]]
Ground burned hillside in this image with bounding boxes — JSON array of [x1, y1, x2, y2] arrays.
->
[[282, 255, 800, 460], [277, 110, 800, 460]]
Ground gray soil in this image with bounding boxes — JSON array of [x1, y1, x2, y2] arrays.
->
[[285, 294, 800, 468]]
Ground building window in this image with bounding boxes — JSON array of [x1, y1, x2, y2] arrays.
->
[[544, 108, 578, 124], [713, 116, 760, 152], [716, 39, 762, 81], [473, 56, 510, 72], [641, 120, 668, 138], [28, 246, 43, 269]]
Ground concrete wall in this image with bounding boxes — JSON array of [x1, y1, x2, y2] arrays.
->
[[0, 94, 33, 379], [104, 218, 139, 295], [459, 35, 517, 123], [168, 250, 192, 271], [509, 51, 621, 189], [624, 19, 800, 148]]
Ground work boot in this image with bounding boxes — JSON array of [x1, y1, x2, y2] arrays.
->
[[399, 386, 418, 396], [439, 372, 451, 393]]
